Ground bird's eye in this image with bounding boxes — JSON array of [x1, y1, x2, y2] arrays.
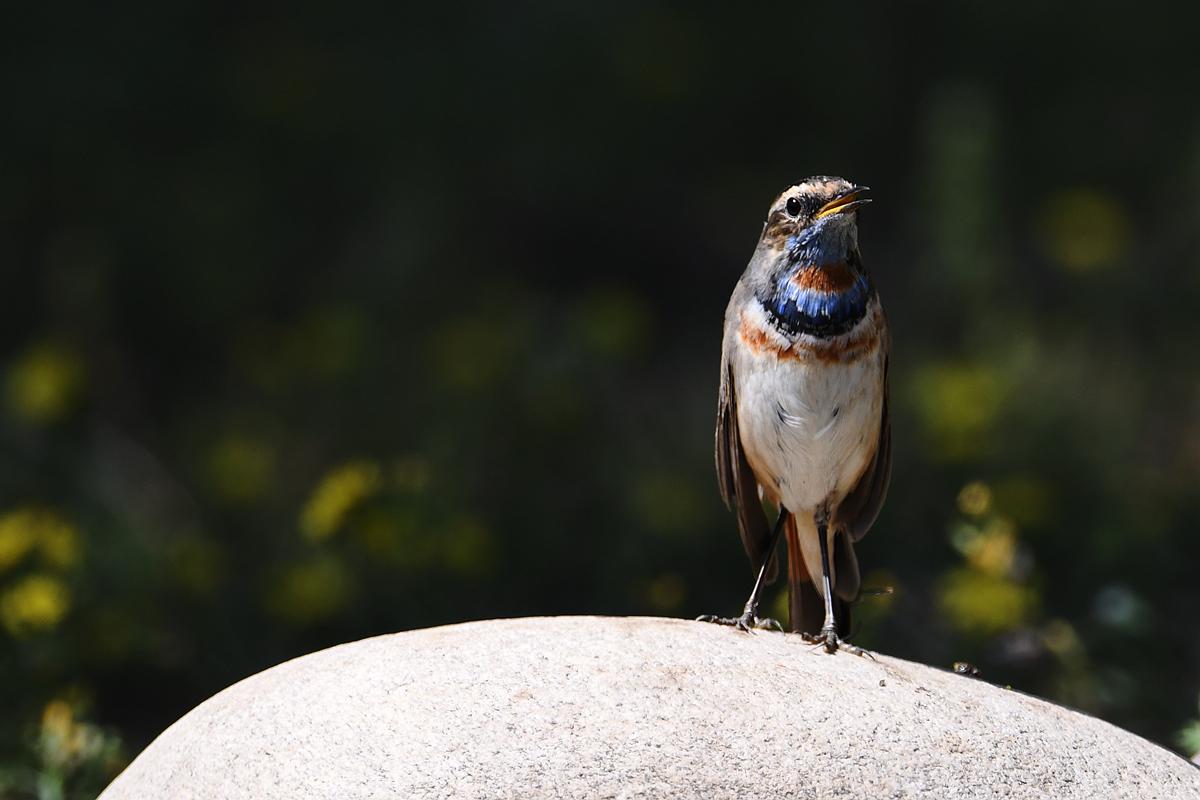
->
[[785, 197, 802, 217]]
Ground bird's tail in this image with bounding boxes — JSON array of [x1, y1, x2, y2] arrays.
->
[[785, 514, 855, 637]]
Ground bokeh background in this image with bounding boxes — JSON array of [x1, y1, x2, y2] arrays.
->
[[4, 2, 1200, 796]]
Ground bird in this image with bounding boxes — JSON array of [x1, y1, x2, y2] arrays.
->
[[697, 176, 891, 655]]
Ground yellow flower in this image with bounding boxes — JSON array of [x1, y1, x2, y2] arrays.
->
[[957, 481, 993, 517], [5, 343, 83, 425], [39, 699, 112, 769], [0, 513, 36, 571], [0, 508, 81, 571], [42, 699, 74, 741], [1, 574, 71, 635], [964, 517, 1018, 577], [939, 568, 1036, 635], [300, 460, 382, 541]]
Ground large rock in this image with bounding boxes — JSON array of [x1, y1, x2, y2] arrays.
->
[[100, 616, 1199, 799]]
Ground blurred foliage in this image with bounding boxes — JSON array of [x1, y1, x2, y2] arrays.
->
[[3, 0, 1200, 791], [0, 699, 122, 800], [5, 345, 83, 427]]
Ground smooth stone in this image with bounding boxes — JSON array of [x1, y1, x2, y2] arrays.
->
[[100, 616, 1200, 799]]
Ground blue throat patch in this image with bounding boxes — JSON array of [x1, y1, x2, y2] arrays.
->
[[765, 270, 873, 338]]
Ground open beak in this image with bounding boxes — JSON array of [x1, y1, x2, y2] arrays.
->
[[813, 186, 871, 220]]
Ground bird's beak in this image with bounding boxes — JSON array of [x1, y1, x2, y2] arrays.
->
[[813, 186, 871, 220]]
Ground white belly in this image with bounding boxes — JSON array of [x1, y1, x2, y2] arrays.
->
[[735, 346, 884, 514]]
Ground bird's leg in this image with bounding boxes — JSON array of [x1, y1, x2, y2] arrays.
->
[[697, 508, 788, 633], [801, 512, 870, 657]]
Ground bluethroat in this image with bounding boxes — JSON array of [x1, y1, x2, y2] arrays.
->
[[698, 176, 891, 655]]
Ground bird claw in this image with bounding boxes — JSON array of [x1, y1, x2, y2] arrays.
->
[[800, 628, 873, 657], [696, 612, 783, 633]]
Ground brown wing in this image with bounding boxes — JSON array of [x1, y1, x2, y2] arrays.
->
[[833, 355, 892, 543], [716, 355, 778, 582]]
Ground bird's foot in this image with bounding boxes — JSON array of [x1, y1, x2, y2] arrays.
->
[[696, 609, 782, 633], [801, 627, 873, 658]]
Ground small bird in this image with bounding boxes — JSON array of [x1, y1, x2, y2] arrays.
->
[[698, 176, 891, 654]]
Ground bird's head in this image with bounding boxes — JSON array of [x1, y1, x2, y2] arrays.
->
[[757, 176, 870, 273]]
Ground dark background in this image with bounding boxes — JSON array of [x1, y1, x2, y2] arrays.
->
[[3, 2, 1199, 796]]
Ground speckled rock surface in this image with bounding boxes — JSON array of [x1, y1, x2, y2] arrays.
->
[[100, 616, 1199, 799]]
